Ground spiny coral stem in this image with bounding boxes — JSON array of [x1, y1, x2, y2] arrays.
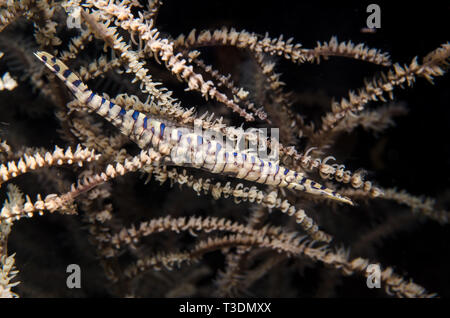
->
[[122, 228, 434, 298], [150, 166, 332, 242], [174, 29, 392, 66], [0, 145, 100, 187], [0, 149, 162, 223], [82, 5, 256, 121], [320, 43, 450, 132]]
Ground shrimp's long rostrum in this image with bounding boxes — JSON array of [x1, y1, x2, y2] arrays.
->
[[34, 51, 353, 205]]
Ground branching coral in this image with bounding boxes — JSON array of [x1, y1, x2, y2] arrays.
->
[[0, 0, 448, 298]]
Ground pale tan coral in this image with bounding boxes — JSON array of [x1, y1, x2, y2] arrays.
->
[[0, 0, 447, 298]]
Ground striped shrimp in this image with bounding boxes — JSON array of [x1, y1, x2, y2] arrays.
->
[[34, 51, 353, 205]]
